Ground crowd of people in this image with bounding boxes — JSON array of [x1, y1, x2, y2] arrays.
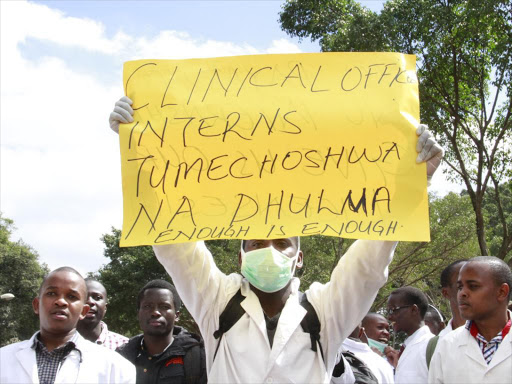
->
[[0, 98, 510, 384]]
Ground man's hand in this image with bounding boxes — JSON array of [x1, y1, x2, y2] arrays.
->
[[416, 124, 444, 184], [384, 346, 399, 368], [109, 96, 134, 133]]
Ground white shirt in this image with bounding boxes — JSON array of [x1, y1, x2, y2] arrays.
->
[[394, 325, 434, 384], [0, 332, 136, 384], [428, 315, 512, 384], [341, 338, 394, 384], [154, 239, 396, 383], [437, 318, 454, 339]]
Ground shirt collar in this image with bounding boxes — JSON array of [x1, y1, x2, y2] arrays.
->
[[96, 321, 108, 344], [32, 331, 81, 352], [140, 336, 175, 357], [466, 314, 512, 341]]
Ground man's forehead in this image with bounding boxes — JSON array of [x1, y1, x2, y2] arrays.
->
[[86, 280, 106, 294], [43, 271, 86, 292], [459, 261, 490, 279]]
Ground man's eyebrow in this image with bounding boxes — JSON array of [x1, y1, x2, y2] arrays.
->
[[44, 285, 58, 291]]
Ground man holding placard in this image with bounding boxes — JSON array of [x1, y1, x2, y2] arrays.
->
[[109, 53, 443, 383]]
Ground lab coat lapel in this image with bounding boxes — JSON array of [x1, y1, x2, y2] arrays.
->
[[487, 333, 512, 370], [240, 289, 269, 346], [16, 342, 39, 384], [265, 293, 306, 373], [460, 330, 488, 368]]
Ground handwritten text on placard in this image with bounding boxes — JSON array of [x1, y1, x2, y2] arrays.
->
[[119, 53, 428, 246]]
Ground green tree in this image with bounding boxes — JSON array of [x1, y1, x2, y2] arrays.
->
[[95, 230, 242, 337], [0, 214, 49, 347], [279, 0, 512, 259]]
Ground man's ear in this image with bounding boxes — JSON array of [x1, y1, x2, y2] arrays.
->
[[32, 297, 40, 315], [497, 283, 510, 303], [80, 304, 90, 320], [441, 287, 450, 299], [296, 251, 304, 269], [175, 311, 180, 321]]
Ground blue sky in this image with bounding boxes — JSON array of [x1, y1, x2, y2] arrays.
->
[[2, 0, 459, 276]]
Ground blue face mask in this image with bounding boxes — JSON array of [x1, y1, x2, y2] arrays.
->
[[241, 245, 299, 293]]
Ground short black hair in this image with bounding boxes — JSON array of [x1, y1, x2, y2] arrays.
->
[[39, 267, 87, 300], [137, 279, 181, 311], [440, 260, 467, 288], [467, 256, 512, 300], [425, 305, 443, 324], [390, 286, 429, 318]]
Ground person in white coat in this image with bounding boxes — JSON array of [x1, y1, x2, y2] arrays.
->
[[0, 267, 135, 384], [428, 256, 512, 383], [437, 259, 468, 339], [340, 325, 394, 383], [109, 96, 444, 384], [384, 286, 434, 384]]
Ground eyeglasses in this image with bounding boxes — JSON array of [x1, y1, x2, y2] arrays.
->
[[386, 305, 412, 316]]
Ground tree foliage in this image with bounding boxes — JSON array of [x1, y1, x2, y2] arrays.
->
[[0, 214, 49, 347], [280, 0, 512, 259]]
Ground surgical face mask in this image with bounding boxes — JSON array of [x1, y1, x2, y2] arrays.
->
[[366, 335, 387, 354], [240, 244, 299, 293]]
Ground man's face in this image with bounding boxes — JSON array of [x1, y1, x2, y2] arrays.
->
[[387, 293, 415, 335], [80, 280, 107, 327], [33, 271, 89, 337], [138, 288, 176, 337], [443, 263, 464, 307], [457, 262, 503, 321], [241, 238, 303, 269], [363, 314, 390, 343]]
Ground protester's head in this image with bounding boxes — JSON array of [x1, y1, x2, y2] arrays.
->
[[78, 278, 108, 330], [457, 256, 511, 322], [349, 323, 364, 340], [33, 267, 89, 338], [362, 312, 390, 343], [441, 260, 467, 306], [387, 286, 428, 336], [137, 280, 181, 337], [239, 237, 303, 293], [424, 305, 445, 335]]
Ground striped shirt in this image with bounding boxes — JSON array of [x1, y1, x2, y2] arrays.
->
[[95, 321, 129, 350], [466, 318, 511, 364], [32, 332, 81, 384]]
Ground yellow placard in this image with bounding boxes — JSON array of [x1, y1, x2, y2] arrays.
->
[[119, 53, 428, 246]]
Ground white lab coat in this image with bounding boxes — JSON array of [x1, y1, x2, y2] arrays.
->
[[154, 239, 396, 383], [394, 325, 434, 384], [341, 338, 395, 384], [428, 314, 512, 384], [0, 332, 136, 384], [437, 318, 454, 339]]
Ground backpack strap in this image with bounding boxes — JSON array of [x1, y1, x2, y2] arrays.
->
[[426, 335, 439, 368], [213, 289, 325, 363], [182, 336, 207, 384], [213, 289, 245, 361], [299, 291, 324, 362], [341, 350, 379, 384]]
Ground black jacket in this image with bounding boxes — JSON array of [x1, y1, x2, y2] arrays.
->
[[117, 326, 207, 384]]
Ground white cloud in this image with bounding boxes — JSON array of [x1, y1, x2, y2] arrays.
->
[[0, 0, 303, 274]]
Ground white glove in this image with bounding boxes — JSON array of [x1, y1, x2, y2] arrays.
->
[[109, 96, 134, 133], [416, 124, 444, 185]]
